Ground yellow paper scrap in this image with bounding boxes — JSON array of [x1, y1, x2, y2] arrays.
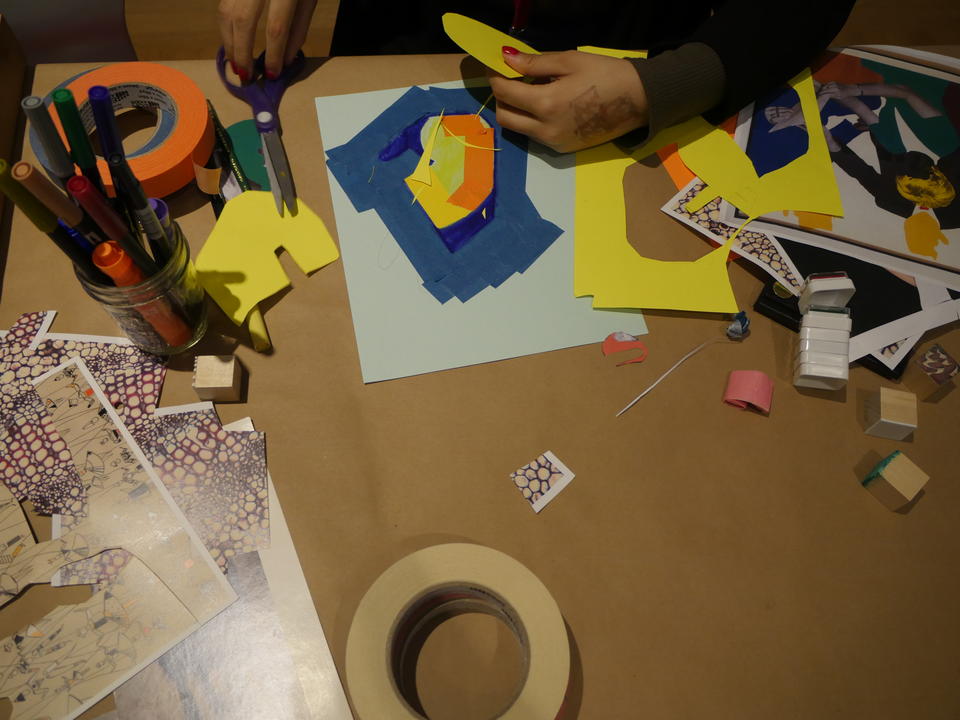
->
[[442, 13, 539, 78], [678, 69, 843, 220], [196, 191, 340, 325]]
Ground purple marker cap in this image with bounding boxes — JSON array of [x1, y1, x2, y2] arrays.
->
[[149, 197, 171, 229]]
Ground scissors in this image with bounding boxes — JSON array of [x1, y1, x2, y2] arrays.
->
[[216, 47, 304, 216]]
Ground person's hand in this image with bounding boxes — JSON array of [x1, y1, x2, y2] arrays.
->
[[487, 48, 649, 153], [218, 0, 318, 80], [818, 80, 860, 100]]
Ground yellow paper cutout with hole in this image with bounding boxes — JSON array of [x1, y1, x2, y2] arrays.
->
[[575, 142, 744, 312], [442, 13, 539, 77], [196, 191, 340, 326]]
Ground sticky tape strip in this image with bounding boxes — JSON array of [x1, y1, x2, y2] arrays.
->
[[32, 63, 214, 198], [346, 544, 570, 720]]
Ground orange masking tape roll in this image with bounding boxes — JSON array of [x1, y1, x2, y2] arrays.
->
[[50, 63, 214, 198]]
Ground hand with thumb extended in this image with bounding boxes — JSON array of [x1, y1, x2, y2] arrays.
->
[[487, 47, 649, 153]]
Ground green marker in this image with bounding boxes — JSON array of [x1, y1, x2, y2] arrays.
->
[[52, 88, 105, 194]]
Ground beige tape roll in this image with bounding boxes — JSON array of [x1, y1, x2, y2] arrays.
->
[[346, 544, 570, 719]]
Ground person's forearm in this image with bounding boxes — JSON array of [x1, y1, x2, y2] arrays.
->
[[686, 0, 856, 124]]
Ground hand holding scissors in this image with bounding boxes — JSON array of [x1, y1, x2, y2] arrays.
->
[[216, 46, 304, 216]]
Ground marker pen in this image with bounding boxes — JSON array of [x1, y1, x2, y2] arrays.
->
[[67, 175, 159, 276], [52, 88, 105, 194], [20, 96, 75, 187], [88, 86, 124, 160], [107, 153, 168, 263], [12, 161, 107, 245], [0, 159, 109, 283], [92, 241, 192, 347]]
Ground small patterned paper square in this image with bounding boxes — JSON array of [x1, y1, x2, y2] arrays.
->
[[510, 451, 575, 513], [917, 343, 959, 385]]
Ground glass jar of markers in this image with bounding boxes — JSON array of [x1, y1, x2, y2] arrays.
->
[[77, 223, 207, 355]]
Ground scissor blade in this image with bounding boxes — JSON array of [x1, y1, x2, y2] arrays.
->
[[262, 131, 298, 217]]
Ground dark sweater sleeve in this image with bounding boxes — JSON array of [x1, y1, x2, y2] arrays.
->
[[617, 0, 855, 148], [685, 0, 856, 125]]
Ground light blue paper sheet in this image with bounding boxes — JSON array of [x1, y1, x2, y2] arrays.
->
[[316, 82, 646, 383]]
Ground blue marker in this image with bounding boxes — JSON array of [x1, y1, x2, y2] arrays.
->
[[88, 86, 124, 160]]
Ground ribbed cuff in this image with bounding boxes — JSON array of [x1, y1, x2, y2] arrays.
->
[[616, 42, 726, 150]]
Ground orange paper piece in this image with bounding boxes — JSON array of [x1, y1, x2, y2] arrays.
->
[[601, 331, 648, 365], [723, 369, 774, 414]]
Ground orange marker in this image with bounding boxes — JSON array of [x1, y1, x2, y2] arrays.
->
[[93, 241, 192, 348]]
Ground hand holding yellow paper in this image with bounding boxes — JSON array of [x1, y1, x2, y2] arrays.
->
[[196, 191, 340, 326], [442, 13, 539, 77], [442, 16, 843, 313]]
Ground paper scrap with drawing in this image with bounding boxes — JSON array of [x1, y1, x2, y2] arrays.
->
[[326, 85, 562, 303], [510, 451, 575, 513], [662, 178, 804, 293], [726, 48, 960, 273], [57, 403, 269, 585], [113, 551, 312, 720], [0, 313, 270, 584], [0, 358, 234, 720], [196, 190, 340, 325], [916, 342, 959, 384], [0, 312, 165, 515]]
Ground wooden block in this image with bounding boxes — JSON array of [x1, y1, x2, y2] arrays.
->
[[192, 355, 243, 402], [862, 451, 929, 511], [864, 386, 917, 440]]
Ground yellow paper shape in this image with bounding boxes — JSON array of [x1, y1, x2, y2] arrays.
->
[[442, 13, 539, 78], [408, 111, 444, 188], [904, 211, 949, 258], [196, 191, 340, 325], [677, 69, 843, 219]]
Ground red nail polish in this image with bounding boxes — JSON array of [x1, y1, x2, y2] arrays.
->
[[229, 60, 238, 74], [237, 67, 250, 83], [502, 46, 519, 56], [265, 70, 278, 80]]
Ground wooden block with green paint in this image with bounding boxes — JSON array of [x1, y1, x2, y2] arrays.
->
[[863, 450, 929, 511]]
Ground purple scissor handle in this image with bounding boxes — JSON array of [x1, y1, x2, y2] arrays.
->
[[215, 47, 304, 131], [215, 47, 304, 215]]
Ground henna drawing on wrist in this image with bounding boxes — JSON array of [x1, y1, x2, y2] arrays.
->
[[570, 86, 643, 141]]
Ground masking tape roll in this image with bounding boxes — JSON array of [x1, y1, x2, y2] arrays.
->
[[346, 544, 570, 720], [36, 63, 214, 198]]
